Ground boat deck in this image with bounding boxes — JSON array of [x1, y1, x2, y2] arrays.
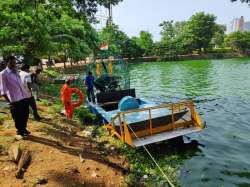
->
[[133, 127, 202, 147]]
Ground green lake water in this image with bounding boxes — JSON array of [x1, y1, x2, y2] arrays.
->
[[129, 58, 250, 187]]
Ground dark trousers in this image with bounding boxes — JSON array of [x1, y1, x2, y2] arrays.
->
[[87, 89, 95, 103], [10, 98, 29, 133], [29, 96, 39, 118]]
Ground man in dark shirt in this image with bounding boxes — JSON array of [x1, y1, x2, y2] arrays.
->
[[84, 71, 95, 103]]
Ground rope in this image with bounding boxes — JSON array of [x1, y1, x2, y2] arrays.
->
[[126, 124, 175, 187]]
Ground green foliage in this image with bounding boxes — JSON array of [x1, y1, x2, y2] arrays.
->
[[0, 0, 123, 64], [157, 12, 220, 59], [98, 23, 145, 59], [158, 20, 193, 58], [225, 31, 250, 53], [74, 107, 97, 125], [135, 31, 154, 56], [99, 23, 128, 57], [187, 12, 217, 52], [211, 24, 226, 48], [123, 37, 144, 58]]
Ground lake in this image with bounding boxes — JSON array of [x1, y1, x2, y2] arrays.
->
[[129, 58, 250, 187]]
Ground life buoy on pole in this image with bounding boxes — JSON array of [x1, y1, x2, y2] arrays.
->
[[71, 88, 84, 108]]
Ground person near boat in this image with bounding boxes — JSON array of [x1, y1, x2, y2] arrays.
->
[[84, 71, 95, 103], [60, 77, 84, 119], [0, 56, 30, 137], [31, 68, 42, 101], [19, 64, 42, 121]]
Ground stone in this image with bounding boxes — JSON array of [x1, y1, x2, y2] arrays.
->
[[8, 145, 22, 163]]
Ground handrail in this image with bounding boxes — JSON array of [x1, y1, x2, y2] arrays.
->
[[119, 101, 192, 115], [106, 100, 203, 146], [110, 101, 193, 126]]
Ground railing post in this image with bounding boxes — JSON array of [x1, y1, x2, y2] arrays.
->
[[118, 113, 124, 142], [122, 113, 129, 141], [189, 102, 195, 119], [149, 109, 153, 135], [171, 104, 175, 130]]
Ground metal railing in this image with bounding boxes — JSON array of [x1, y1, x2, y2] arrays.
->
[[107, 101, 202, 144]]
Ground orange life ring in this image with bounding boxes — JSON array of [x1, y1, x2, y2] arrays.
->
[[71, 88, 84, 108]]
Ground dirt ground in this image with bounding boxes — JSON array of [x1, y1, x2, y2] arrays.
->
[[0, 102, 128, 187]]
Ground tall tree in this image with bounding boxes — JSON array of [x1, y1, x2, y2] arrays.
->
[[187, 12, 217, 52], [98, 23, 129, 57], [136, 31, 154, 56], [211, 24, 226, 48]]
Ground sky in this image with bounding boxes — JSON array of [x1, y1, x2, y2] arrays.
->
[[102, 0, 250, 41]]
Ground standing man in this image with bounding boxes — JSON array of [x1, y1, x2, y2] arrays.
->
[[31, 68, 42, 101], [84, 71, 95, 103], [0, 56, 30, 137], [20, 64, 42, 121]]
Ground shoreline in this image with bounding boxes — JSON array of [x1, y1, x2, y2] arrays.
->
[[43, 52, 250, 69], [126, 52, 250, 63]]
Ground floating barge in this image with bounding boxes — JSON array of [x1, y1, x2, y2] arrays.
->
[[89, 88, 204, 147]]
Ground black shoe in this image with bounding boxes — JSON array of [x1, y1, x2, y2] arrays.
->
[[36, 98, 41, 101], [23, 130, 31, 136]]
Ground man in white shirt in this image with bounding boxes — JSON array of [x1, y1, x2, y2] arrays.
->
[[0, 56, 30, 137], [20, 64, 41, 121]]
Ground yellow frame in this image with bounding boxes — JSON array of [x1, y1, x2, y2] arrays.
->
[[105, 101, 203, 147]]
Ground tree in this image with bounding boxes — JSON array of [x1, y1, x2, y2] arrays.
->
[[225, 31, 250, 53], [122, 37, 144, 59], [211, 24, 226, 48], [98, 23, 129, 58], [136, 31, 154, 56], [158, 20, 194, 57], [187, 12, 217, 52], [71, 0, 123, 20], [0, 0, 107, 65]]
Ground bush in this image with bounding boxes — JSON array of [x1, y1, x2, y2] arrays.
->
[[74, 107, 97, 125]]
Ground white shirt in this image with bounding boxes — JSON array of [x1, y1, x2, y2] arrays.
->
[[0, 68, 30, 103], [19, 70, 32, 97]]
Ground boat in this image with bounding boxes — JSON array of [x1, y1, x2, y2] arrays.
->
[[87, 59, 205, 147]]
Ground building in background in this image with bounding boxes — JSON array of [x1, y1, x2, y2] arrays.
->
[[244, 21, 250, 31], [228, 16, 245, 33]]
